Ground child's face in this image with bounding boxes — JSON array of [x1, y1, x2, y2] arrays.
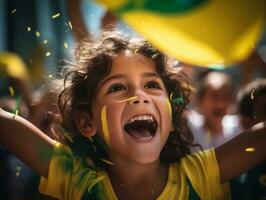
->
[[91, 50, 172, 164]]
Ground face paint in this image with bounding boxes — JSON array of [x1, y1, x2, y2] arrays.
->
[[166, 98, 172, 120], [100, 105, 111, 147], [114, 96, 138, 103]]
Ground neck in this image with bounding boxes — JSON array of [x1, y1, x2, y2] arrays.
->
[[107, 156, 168, 199], [204, 118, 223, 135]]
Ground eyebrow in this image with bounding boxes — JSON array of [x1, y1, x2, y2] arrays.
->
[[99, 72, 161, 89]]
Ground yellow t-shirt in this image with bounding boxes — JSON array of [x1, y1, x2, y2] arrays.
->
[[39, 142, 230, 200]]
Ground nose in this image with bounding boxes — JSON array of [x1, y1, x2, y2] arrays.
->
[[130, 89, 151, 105]]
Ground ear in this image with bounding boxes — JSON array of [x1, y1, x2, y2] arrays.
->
[[75, 112, 97, 138]]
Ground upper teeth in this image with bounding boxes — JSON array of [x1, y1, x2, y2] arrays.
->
[[127, 115, 154, 124]]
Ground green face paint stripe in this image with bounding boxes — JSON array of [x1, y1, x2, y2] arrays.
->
[[101, 105, 111, 147]]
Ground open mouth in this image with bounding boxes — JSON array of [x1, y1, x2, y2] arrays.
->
[[124, 115, 158, 140]]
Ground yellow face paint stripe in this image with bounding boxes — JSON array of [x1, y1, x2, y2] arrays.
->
[[101, 105, 111, 147], [166, 99, 172, 120], [114, 96, 138, 103]]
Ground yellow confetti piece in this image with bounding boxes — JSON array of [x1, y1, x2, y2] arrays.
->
[[181, 82, 196, 92], [52, 13, 60, 19], [64, 42, 68, 49], [101, 158, 114, 165], [85, 157, 94, 166], [45, 52, 51, 57], [8, 86, 14, 96], [68, 21, 73, 30], [251, 88, 255, 100], [245, 147, 255, 152], [15, 166, 21, 177], [35, 31, 40, 37], [48, 74, 53, 78], [169, 92, 173, 100], [134, 48, 139, 55], [11, 8, 17, 14], [43, 39, 48, 44], [27, 26, 31, 32], [88, 175, 106, 193]]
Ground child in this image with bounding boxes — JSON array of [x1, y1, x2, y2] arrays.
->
[[230, 79, 266, 199], [0, 31, 265, 200], [187, 71, 242, 150]]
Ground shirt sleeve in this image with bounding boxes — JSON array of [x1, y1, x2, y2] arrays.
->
[[180, 148, 231, 200], [38, 141, 74, 199]]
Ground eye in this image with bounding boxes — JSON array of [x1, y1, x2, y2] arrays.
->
[[107, 83, 126, 94], [144, 80, 161, 89]]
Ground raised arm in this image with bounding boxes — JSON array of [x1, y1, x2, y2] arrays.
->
[[215, 122, 266, 183], [0, 107, 54, 178]]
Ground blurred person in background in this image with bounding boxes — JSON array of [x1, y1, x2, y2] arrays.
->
[[230, 78, 266, 199], [187, 71, 242, 150]]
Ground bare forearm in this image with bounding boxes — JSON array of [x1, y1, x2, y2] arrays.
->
[[216, 122, 266, 183], [0, 108, 54, 177]]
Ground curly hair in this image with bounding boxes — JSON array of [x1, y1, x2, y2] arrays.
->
[[58, 30, 196, 168]]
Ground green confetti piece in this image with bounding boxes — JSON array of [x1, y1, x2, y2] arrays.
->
[[170, 94, 184, 104]]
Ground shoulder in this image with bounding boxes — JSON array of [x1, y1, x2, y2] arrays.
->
[[177, 149, 230, 199]]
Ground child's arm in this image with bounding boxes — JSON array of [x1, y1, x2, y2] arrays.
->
[[215, 122, 266, 183], [0, 107, 54, 178]]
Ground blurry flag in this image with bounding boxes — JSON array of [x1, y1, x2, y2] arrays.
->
[[97, 0, 265, 67]]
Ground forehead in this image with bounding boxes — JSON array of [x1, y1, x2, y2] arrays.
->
[[109, 50, 156, 75]]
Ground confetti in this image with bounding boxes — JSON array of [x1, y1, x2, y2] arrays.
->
[[52, 13, 60, 19], [68, 21, 73, 30], [43, 39, 48, 44], [169, 93, 184, 104], [134, 48, 139, 55], [181, 83, 196, 92], [13, 109, 19, 120], [27, 26, 31, 32], [64, 42, 68, 49], [35, 31, 40, 37], [170, 92, 173, 100], [245, 147, 255, 152], [12, 96, 21, 119], [101, 158, 114, 165], [15, 166, 22, 177], [11, 8, 17, 14], [8, 86, 14, 96], [45, 52, 51, 57], [48, 74, 53, 78], [251, 88, 255, 100], [85, 158, 94, 166]]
